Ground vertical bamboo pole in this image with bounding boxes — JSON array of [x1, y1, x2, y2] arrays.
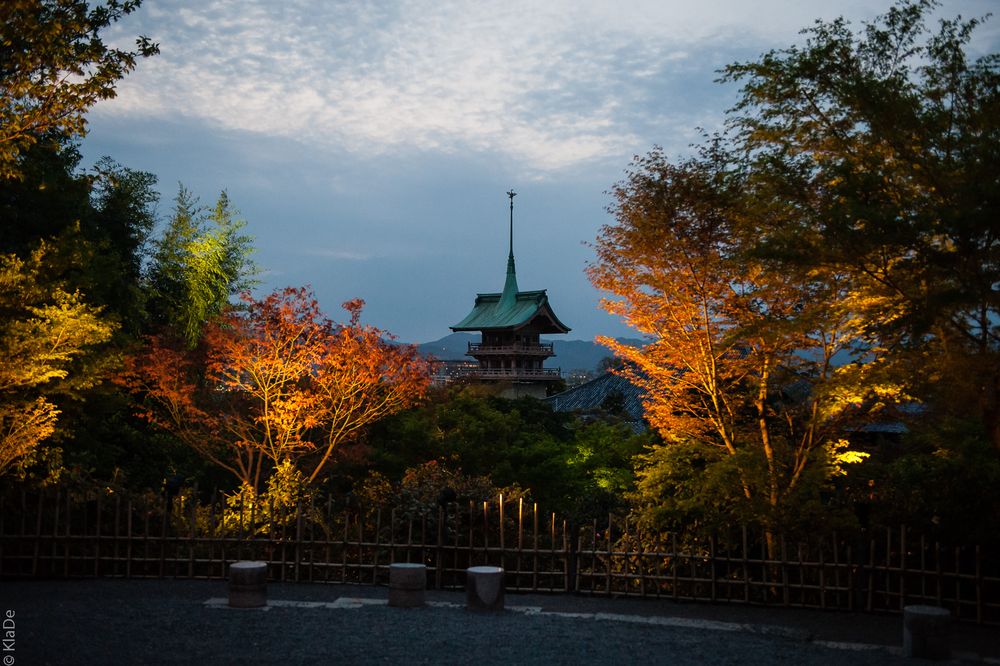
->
[[188, 487, 197, 578], [158, 492, 168, 578], [742, 526, 750, 603], [591, 518, 598, 593], [468, 501, 475, 570], [846, 543, 854, 611], [389, 507, 397, 566], [209, 490, 218, 579], [920, 535, 927, 602], [671, 532, 678, 601], [819, 537, 827, 609], [885, 526, 892, 610], [435, 505, 443, 590], [63, 491, 71, 576], [113, 494, 122, 577], [482, 501, 489, 565], [295, 501, 303, 583], [31, 489, 44, 576], [142, 498, 151, 578], [934, 541, 943, 606], [636, 524, 647, 598], [308, 496, 317, 583], [780, 536, 789, 606], [325, 497, 333, 581], [516, 497, 523, 591], [796, 542, 804, 606], [237, 489, 245, 564], [594, 512, 614, 595], [126, 498, 133, 578], [405, 514, 413, 565], [341, 510, 348, 584], [358, 511, 365, 582], [831, 532, 840, 608], [550, 512, 556, 592], [498, 494, 505, 570], [372, 506, 382, 585], [975, 545, 982, 624], [532, 503, 539, 592], [94, 491, 103, 577], [899, 526, 907, 610], [954, 545, 962, 618], [866, 534, 876, 612], [710, 533, 717, 603]]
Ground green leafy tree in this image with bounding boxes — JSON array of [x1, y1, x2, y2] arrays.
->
[[721, 0, 1000, 450], [148, 187, 257, 346], [0, 0, 158, 179]]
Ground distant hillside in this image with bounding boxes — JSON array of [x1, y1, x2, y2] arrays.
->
[[417, 333, 642, 373]]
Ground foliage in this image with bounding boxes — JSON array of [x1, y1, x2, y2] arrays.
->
[[592, 0, 999, 539], [364, 387, 651, 517], [147, 187, 257, 347], [0, 246, 115, 476], [721, 0, 1000, 449], [0, 0, 158, 179], [590, 145, 875, 537], [121, 287, 433, 495]]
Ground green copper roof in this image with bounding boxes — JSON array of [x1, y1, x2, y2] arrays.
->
[[451, 253, 571, 333]]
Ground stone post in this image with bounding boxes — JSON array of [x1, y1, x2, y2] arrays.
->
[[903, 605, 951, 660], [229, 561, 268, 608], [466, 566, 504, 612], [388, 563, 427, 607]]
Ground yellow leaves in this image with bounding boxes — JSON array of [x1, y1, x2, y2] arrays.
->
[[826, 438, 870, 476], [0, 250, 115, 476], [0, 397, 60, 476]]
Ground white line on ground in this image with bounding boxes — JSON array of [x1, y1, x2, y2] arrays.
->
[[201, 596, 902, 657]]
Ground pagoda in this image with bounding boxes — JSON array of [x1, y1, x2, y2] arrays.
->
[[451, 191, 570, 398]]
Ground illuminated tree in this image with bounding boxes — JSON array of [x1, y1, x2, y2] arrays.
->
[[722, 0, 1000, 449], [147, 187, 257, 347], [0, 0, 158, 179], [590, 146, 878, 538], [0, 246, 115, 476], [122, 287, 432, 494]]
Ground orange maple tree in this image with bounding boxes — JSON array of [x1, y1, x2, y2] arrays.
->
[[589, 147, 878, 539], [121, 287, 431, 494]]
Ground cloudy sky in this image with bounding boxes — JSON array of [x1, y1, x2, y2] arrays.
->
[[80, 0, 1000, 344]]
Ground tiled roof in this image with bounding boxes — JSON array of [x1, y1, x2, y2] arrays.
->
[[545, 372, 647, 425], [452, 253, 569, 334]]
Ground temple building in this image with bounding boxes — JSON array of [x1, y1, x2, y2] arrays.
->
[[451, 191, 570, 398]]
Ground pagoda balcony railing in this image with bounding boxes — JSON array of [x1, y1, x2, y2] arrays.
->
[[467, 342, 555, 356], [459, 367, 562, 381]]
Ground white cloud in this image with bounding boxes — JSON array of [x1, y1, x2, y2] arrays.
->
[[99, 0, 998, 173]]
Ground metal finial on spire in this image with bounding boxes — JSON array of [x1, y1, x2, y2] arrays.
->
[[506, 189, 516, 257]]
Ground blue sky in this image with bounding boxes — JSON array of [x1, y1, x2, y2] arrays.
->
[[80, 0, 1000, 343]]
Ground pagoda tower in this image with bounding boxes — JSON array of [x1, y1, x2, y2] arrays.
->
[[451, 191, 570, 398]]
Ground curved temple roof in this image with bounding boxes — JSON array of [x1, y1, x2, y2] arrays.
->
[[451, 254, 570, 334]]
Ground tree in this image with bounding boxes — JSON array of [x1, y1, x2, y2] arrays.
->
[[721, 0, 1000, 449], [0, 0, 158, 179], [121, 287, 432, 495], [590, 145, 878, 539], [147, 187, 257, 346], [0, 245, 115, 476]]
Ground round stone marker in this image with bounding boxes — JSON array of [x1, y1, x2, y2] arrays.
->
[[389, 562, 427, 607], [466, 566, 504, 612], [903, 605, 951, 660], [229, 561, 267, 608]]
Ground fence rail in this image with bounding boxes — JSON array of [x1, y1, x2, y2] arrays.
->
[[1, 488, 997, 625]]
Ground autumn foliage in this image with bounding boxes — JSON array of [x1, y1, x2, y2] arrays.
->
[[121, 287, 432, 494]]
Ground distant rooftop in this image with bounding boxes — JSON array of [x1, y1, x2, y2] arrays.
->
[[545, 371, 647, 429]]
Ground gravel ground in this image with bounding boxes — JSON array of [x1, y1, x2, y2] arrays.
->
[[1, 579, 996, 664]]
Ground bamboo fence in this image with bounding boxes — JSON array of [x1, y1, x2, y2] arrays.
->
[[1, 487, 996, 625]]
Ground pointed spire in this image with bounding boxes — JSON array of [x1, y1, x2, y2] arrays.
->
[[500, 189, 518, 308]]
